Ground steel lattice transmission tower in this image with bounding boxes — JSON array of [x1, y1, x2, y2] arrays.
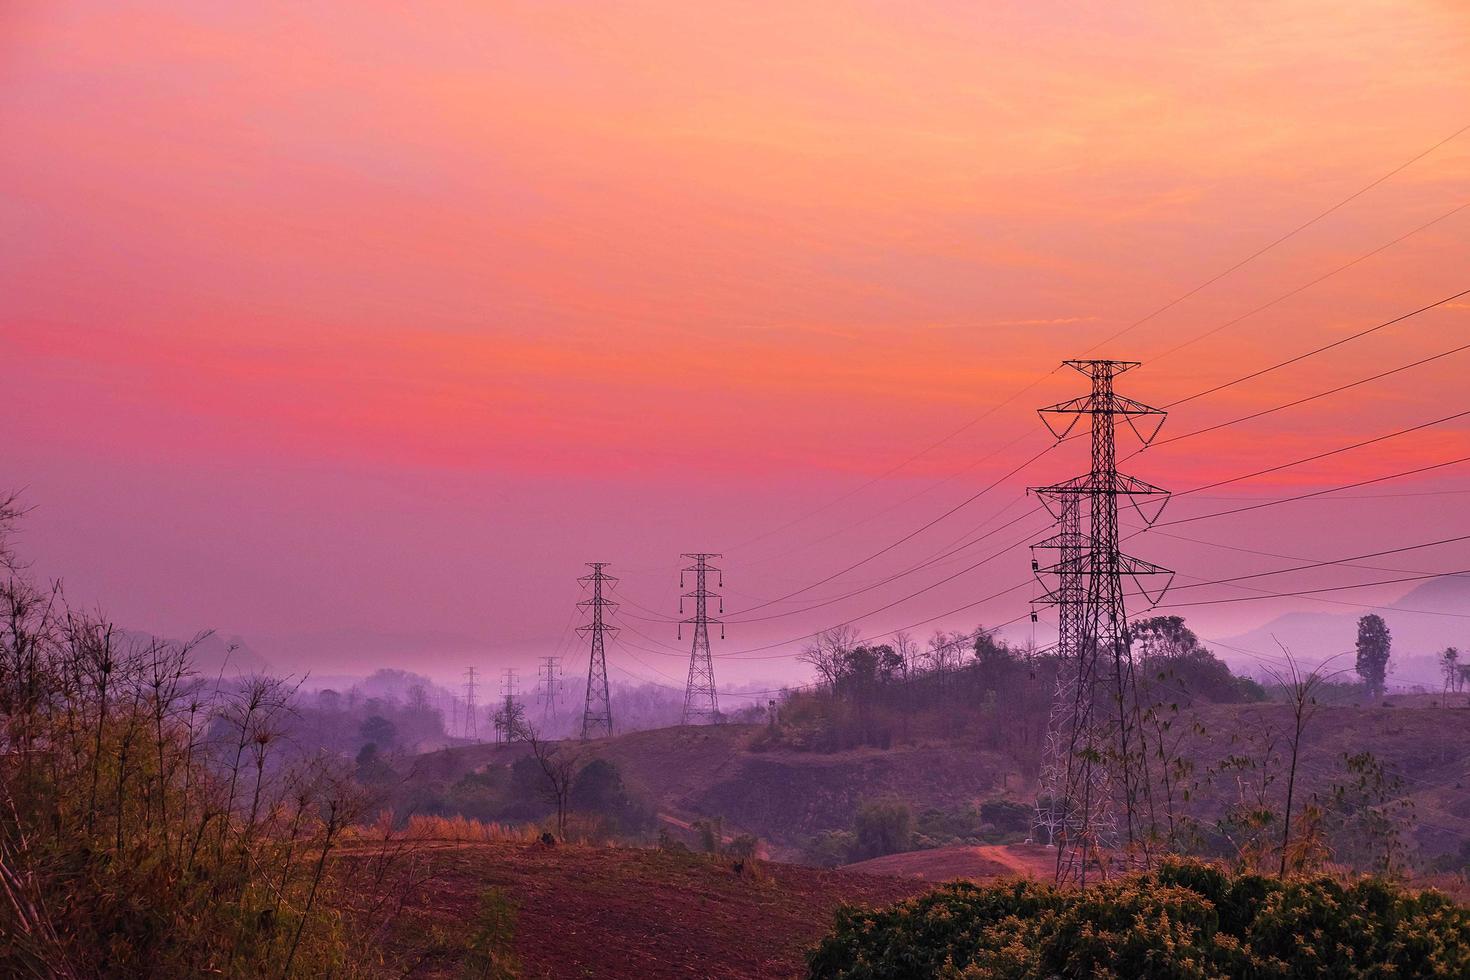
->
[[1033, 359, 1173, 886], [678, 553, 724, 725], [494, 669, 523, 742], [537, 655, 562, 722], [578, 563, 617, 740], [462, 666, 481, 743], [1029, 485, 1094, 847]]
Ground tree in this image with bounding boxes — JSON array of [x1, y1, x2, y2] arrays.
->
[[1262, 644, 1331, 877], [1131, 616, 1200, 661], [923, 629, 969, 676], [1133, 616, 1260, 704], [518, 722, 580, 840], [358, 714, 398, 752], [800, 625, 860, 690], [1354, 614, 1391, 700], [1441, 647, 1461, 701]]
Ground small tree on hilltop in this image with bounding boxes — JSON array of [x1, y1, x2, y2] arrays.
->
[[1354, 614, 1391, 701]]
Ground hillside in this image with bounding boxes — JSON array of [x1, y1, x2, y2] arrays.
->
[[339, 840, 928, 979], [396, 697, 1470, 864], [396, 724, 1019, 860]]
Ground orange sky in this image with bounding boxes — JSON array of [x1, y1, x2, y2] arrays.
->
[[5, 2, 1470, 684]]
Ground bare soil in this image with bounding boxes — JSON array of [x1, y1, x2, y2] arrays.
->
[[341, 840, 928, 979]]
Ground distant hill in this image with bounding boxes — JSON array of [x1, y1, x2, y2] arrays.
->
[[1215, 575, 1470, 687], [250, 627, 485, 675], [120, 628, 272, 677]]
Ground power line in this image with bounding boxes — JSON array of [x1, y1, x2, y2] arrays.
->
[[1159, 566, 1470, 610], [1150, 529, 1470, 619], [718, 127, 1469, 564], [724, 506, 1048, 625], [1145, 199, 1470, 365], [1153, 527, 1469, 584], [1080, 122, 1470, 356], [1169, 407, 1470, 501], [1163, 286, 1470, 410], [1164, 568, 1470, 621], [1163, 532, 1470, 594], [1151, 453, 1470, 529], [1146, 339, 1470, 451], [725, 442, 1059, 617]]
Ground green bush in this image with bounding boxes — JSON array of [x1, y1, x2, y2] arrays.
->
[[807, 860, 1470, 979], [852, 799, 913, 860], [802, 830, 855, 867]]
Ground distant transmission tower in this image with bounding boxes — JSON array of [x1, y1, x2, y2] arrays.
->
[[578, 563, 617, 739], [537, 655, 562, 722], [1034, 359, 1172, 886], [494, 669, 522, 742], [462, 666, 481, 743], [678, 553, 723, 725]]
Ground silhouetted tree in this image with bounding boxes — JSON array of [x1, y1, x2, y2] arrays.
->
[[1441, 647, 1461, 700], [358, 714, 398, 751], [1355, 614, 1391, 700]]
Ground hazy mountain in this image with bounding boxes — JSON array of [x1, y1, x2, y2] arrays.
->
[[1215, 575, 1470, 687], [119, 629, 272, 677], [250, 627, 487, 677]]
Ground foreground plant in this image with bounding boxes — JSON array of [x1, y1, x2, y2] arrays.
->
[[808, 859, 1470, 979], [0, 498, 402, 978]]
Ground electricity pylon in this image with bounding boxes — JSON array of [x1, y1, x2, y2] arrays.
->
[[678, 553, 723, 725], [462, 666, 480, 742], [537, 655, 562, 722], [1030, 484, 1094, 847], [495, 669, 522, 742], [1034, 359, 1173, 886], [578, 563, 616, 739]]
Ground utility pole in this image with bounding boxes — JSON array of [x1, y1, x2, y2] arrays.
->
[[578, 563, 616, 739], [537, 655, 562, 722], [462, 666, 480, 743], [1034, 359, 1172, 886], [679, 553, 723, 725]]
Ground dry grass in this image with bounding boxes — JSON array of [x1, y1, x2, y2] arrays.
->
[[400, 814, 540, 843]]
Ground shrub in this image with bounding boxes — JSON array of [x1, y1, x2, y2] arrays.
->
[[462, 886, 520, 979], [852, 799, 913, 860], [569, 759, 656, 836], [804, 830, 857, 868], [807, 860, 1470, 979]]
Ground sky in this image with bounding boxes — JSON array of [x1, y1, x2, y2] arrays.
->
[[5, 1, 1470, 690]]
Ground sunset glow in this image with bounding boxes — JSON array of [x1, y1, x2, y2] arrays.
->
[[6, 1, 1470, 680]]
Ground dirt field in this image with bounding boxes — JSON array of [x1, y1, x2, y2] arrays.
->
[[842, 842, 1056, 881], [342, 840, 929, 979]]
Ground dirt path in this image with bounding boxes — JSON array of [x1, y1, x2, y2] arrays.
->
[[842, 843, 1055, 882]]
